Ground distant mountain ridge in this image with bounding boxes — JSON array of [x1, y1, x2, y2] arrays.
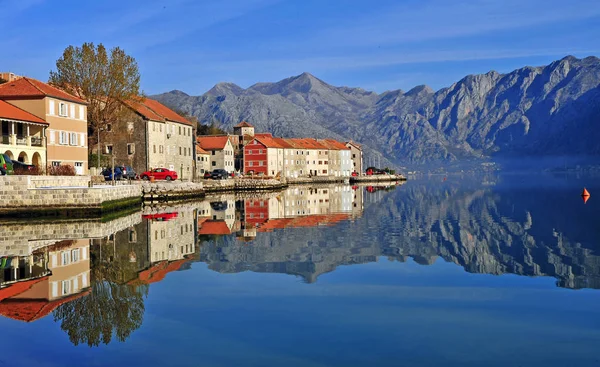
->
[[151, 56, 600, 167]]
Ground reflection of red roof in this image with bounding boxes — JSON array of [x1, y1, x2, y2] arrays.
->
[[0, 100, 47, 124], [197, 136, 230, 150], [256, 214, 350, 232], [0, 289, 90, 322], [0, 77, 87, 104], [0, 277, 47, 302], [132, 259, 188, 285], [235, 121, 253, 128], [198, 220, 231, 235], [142, 212, 178, 221]]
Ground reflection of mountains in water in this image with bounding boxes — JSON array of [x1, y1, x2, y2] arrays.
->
[[200, 180, 600, 289]]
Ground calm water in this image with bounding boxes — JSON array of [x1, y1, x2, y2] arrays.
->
[[1, 174, 600, 367]]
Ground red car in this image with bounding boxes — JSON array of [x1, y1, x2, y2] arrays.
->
[[140, 168, 178, 181]]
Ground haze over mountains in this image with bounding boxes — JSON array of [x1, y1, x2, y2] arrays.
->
[[152, 56, 600, 168]]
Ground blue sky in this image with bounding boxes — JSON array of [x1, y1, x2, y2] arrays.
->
[[2, 0, 600, 95]]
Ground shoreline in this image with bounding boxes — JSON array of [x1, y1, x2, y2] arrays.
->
[[0, 174, 405, 218]]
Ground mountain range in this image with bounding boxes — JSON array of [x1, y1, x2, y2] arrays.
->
[[151, 56, 600, 168]]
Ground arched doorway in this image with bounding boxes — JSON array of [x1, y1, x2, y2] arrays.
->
[[32, 152, 42, 167], [4, 150, 13, 160], [18, 151, 28, 164]]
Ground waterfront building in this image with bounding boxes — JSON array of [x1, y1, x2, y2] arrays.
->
[[0, 100, 48, 168], [196, 135, 235, 172], [345, 141, 363, 174], [0, 77, 88, 174], [195, 146, 211, 177], [100, 97, 194, 179]]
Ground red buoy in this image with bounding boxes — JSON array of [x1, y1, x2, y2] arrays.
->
[[582, 188, 591, 204]]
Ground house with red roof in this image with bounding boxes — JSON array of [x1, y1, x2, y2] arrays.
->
[[197, 135, 235, 173], [99, 97, 194, 178], [243, 135, 289, 176], [0, 77, 88, 173], [319, 139, 352, 177], [345, 141, 363, 174]]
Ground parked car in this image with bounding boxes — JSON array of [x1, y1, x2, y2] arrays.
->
[[203, 171, 211, 179], [140, 168, 178, 181], [12, 161, 35, 173], [210, 169, 229, 180], [102, 166, 124, 181], [351, 171, 358, 177], [0, 154, 14, 175], [120, 165, 136, 180]]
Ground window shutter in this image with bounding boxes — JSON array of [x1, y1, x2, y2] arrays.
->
[[79, 106, 84, 120], [49, 131, 55, 144], [80, 133, 85, 146], [70, 105, 75, 118], [49, 100, 55, 115]]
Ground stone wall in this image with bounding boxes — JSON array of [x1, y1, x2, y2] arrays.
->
[[0, 176, 141, 214], [0, 212, 141, 256]]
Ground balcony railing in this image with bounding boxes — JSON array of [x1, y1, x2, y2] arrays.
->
[[31, 137, 43, 147], [1, 135, 8, 145], [16, 136, 27, 145]]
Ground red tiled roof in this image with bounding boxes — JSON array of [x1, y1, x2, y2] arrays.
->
[[143, 98, 192, 126], [198, 220, 231, 235], [253, 136, 286, 149], [0, 77, 87, 104], [124, 97, 192, 126], [124, 98, 164, 121], [319, 139, 350, 150], [196, 146, 209, 155], [197, 136, 230, 150], [254, 133, 272, 138], [0, 100, 47, 124], [235, 121, 253, 128]]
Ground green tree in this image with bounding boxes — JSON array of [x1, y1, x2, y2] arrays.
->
[[49, 43, 141, 144], [53, 281, 147, 347], [0, 78, 7, 85]]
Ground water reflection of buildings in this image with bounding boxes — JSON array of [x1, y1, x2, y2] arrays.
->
[[0, 239, 91, 321]]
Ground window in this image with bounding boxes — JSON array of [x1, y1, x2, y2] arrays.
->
[[179, 147, 182, 155], [153, 122, 156, 131], [259, 149, 263, 154], [70, 132, 78, 146], [249, 162, 253, 167], [106, 123, 112, 132], [179, 126, 182, 135], [212, 150, 215, 155], [106, 145, 113, 154], [61, 251, 70, 266], [59, 102, 68, 117], [159, 124, 162, 132], [212, 161, 216, 166], [352, 154, 356, 158], [153, 145, 156, 153], [62, 280, 71, 295], [248, 149, 252, 154], [71, 249, 80, 262], [323, 170, 327, 174], [59, 131, 68, 145], [159, 145, 163, 154], [259, 161, 263, 166], [128, 122, 134, 132], [52, 161, 61, 167], [128, 143, 135, 155]]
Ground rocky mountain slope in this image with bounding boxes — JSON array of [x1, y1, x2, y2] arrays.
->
[[152, 56, 600, 167]]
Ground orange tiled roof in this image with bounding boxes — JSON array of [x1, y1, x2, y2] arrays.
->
[[125, 97, 192, 126], [143, 98, 192, 126], [0, 277, 48, 302], [198, 220, 231, 235], [235, 121, 253, 128], [254, 133, 272, 138], [0, 77, 87, 104], [346, 141, 362, 149], [319, 139, 350, 150], [0, 100, 47, 124], [256, 214, 350, 232], [197, 136, 230, 150], [253, 136, 288, 149], [196, 146, 209, 155]]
